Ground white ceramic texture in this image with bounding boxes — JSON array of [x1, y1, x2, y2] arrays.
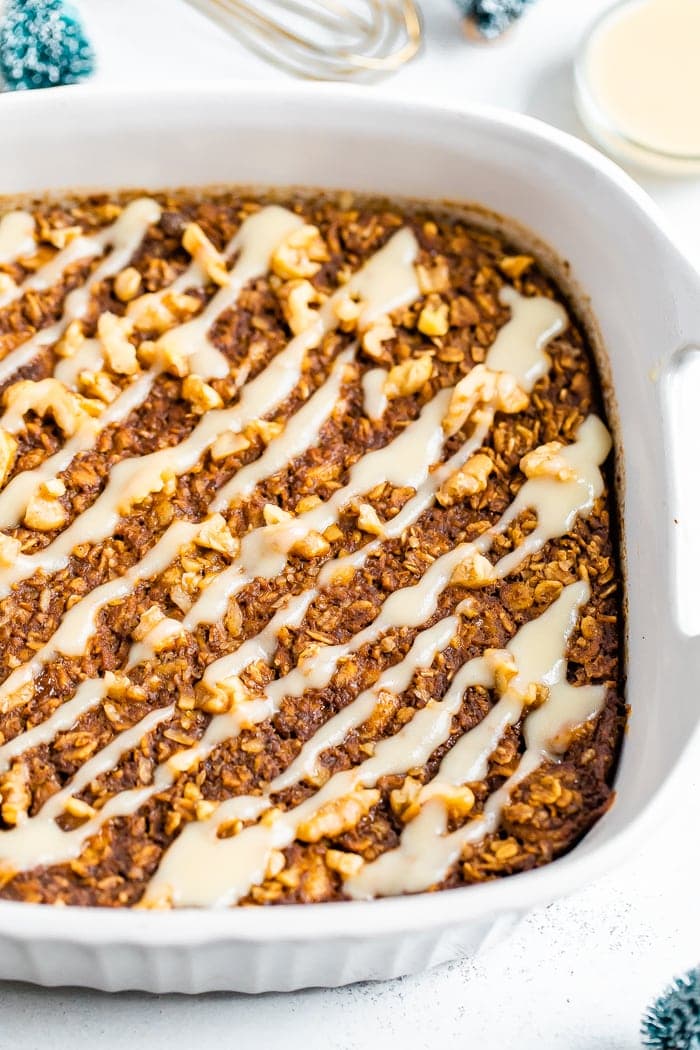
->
[[0, 83, 698, 994]]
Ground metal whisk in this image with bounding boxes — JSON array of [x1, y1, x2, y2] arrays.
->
[[186, 0, 423, 81]]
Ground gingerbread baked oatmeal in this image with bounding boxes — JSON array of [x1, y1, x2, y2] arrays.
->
[[0, 189, 624, 908]]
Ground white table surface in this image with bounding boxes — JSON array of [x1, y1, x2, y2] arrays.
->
[[1, 1, 699, 1046]]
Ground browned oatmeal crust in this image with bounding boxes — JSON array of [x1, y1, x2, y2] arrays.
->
[[0, 188, 624, 907]]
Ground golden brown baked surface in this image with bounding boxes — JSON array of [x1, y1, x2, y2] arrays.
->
[[0, 189, 624, 908]]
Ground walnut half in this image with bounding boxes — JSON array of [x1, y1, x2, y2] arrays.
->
[[436, 452, 494, 507], [297, 786, 380, 842]]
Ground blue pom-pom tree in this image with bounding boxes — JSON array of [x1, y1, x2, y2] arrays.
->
[[0, 0, 95, 91], [643, 968, 700, 1050]]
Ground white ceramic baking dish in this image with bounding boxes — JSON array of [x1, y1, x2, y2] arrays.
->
[[0, 82, 698, 994]]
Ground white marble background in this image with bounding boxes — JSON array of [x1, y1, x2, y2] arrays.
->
[[0, 1, 698, 1046]]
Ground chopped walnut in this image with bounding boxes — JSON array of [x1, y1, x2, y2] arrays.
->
[[384, 353, 433, 399], [442, 364, 528, 437], [24, 478, 67, 531], [64, 796, 96, 821], [44, 225, 82, 249], [356, 502, 385, 536], [132, 608, 184, 654], [195, 674, 250, 715], [333, 293, 363, 332], [279, 278, 325, 337], [325, 848, 364, 879], [196, 799, 218, 822], [225, 596, 243, 637], [246, 418, 284, 445], [55, 319, 85, 359], [450, 549, 496, 588], [0, 679, 34, 716], [361, 316, 395, 361], [138, 337, 190, 378], [103, 670, 147, 703], [436, 452, 494, 506], [296, 494, 323, 514], [0, 533, 21, 568], [137, 887, 174, 910], [521, 682, 550, 710], [98, 312, 139, 375], [3, 378, 101, 437], [210, 430, 250, 462], [520, 441, 575, 481], [483, 648, 518, 694], [450, 296, 480, 327], [455, 595, 479, 619], [113, 266, 142, 302], [0, 429, 17, 488], [166, 747, 200, 774], [182, 222, 229, 287], [0, 761, 29, 827], [264, 849, 286, 879], [296, 786, 380, 842], [162, 292, 202, 320], [416, 259, 450, 295], [389, 775, 422, 819], [417, 296, 449, 337], [271, 224, 328, 280], [263, 503, 294, 526], [127, 294, 178, 334], [527, 774, 564, 806], [78, 370, 120, 404], [498, 255, 534, 279], [118, 466, 176, 514], [290, 530, 330, 559], [196, 513, 239, 558], [132, 605, 166, 642], [412, 782, 475, 823], [182, 374, 224, 414]]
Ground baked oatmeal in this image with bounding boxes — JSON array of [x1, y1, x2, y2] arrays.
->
[[0, 189, 624, 907]]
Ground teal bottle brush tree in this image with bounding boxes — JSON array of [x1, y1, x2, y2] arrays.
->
[[643, 968, 700, 1050], [0, 0, 95, 90]]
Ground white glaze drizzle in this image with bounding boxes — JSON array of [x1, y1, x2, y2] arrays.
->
[[138, 416, 609, 905], [0, 212, 613, 905], [361, 367, 389, 421], [0, 370, 156, 529], [139, 413, 610, 906], [0, 211, 36, 267], [0, 205, 303, 528], [0, 704, 174, 871], [156, 206, 302, 380], [487, 286, 567, 390], [270, 615, 460, 793], [0, 350, 352, 718], [214, 386, 451, 588], [0, 225, 419, 599], [0, 199, 162, 384], [52, 338, 105, 388], [488, 414, 612, 576], [144, 582, 601, 908], [345, 581, 605, 898], [0, 406, 609, 879], [0, 228, 421, 723], [0, 519, 198, 732]]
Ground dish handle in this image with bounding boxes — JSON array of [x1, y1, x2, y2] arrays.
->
[[660, 246, 700, 650]]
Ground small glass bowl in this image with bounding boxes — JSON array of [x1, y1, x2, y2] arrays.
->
[[574, 0, 700, 176]]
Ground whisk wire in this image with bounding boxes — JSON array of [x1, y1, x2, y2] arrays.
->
[[186, 0, 422, 81]]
